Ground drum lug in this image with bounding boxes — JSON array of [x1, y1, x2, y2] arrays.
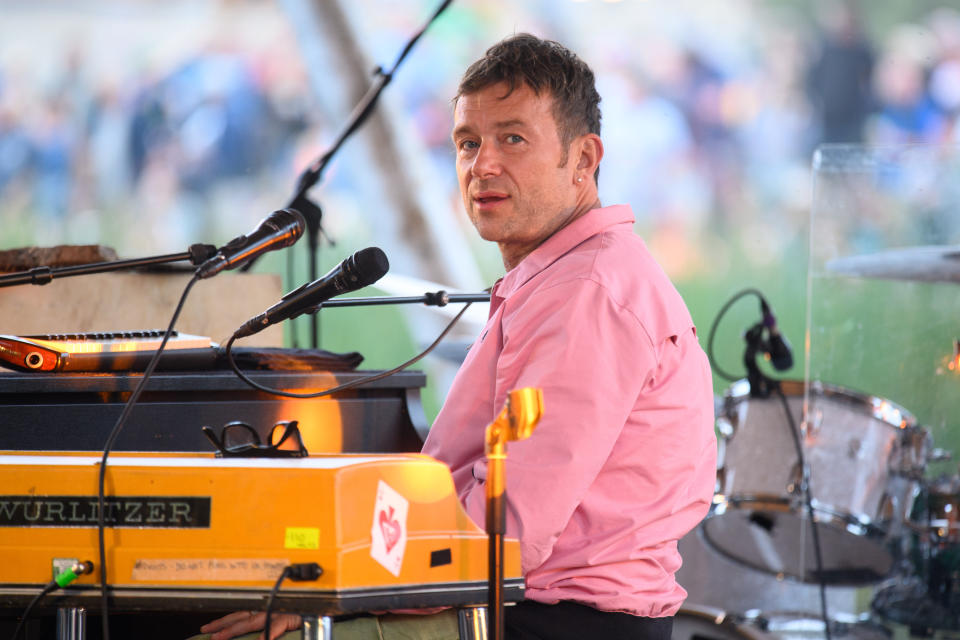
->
[[716, 415, 735, 439], [786, 461, 806, 495], [930, 447, 953, 463]]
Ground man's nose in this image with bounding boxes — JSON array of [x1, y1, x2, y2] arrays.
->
[[470, 142, 501, 178]]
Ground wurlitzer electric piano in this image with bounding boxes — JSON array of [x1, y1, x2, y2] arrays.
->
[[0, 451, 525, 639], [0, 327, 538, 640]]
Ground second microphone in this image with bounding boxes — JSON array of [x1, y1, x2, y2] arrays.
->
[[233, 247, 390, 339]]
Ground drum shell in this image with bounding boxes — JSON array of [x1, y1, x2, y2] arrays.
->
[[708, 379, 928, 584], [718, 379, 926, 522], [677, 524, 874, 623]]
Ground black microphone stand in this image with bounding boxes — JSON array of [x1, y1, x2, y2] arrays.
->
[[743, 319, 833, 638], [0, 244, 217, 289], [242, 0, 455, 350], [286, 194, 331, 349]]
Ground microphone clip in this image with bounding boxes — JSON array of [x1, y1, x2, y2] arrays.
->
[[424, 291, 449, 307], [744, 321, 779, 398]]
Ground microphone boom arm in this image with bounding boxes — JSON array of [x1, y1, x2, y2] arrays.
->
[[0, 244, 217, 289], [316, 291, 490, 310]]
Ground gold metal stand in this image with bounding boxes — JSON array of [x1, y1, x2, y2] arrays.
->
[[485, 388, 544, 640]]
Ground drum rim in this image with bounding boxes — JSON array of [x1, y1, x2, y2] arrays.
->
[[723, 378, 919, 430], [710, 494, 887, 537], [702, 495, 892, 585]]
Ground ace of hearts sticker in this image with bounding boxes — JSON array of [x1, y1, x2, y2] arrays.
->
[[370, 479, 409, 576]]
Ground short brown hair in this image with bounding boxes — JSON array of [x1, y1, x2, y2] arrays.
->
[[456, 34, 602, 172]]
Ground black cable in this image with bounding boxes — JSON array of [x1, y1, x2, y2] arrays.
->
[[263, 566, 292, 640], [10, 581, 57, 640], [264, 563, 322, 640], [224, 302, 472, 399], [11, 561, 94, 640], [96, 274, 200, 640], [706, 287, 768, 382], [772, 383, 832, 640]]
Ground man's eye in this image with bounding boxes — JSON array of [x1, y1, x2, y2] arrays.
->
[[506, 134, 524, 144], [458, 140, 479, 151]]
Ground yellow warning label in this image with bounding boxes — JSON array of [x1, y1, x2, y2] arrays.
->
[[284, 527, 320, 549]]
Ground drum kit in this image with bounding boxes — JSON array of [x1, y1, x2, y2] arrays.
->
[[676, 246, 960, 640]]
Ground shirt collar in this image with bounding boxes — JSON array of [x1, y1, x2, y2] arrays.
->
[[492, 204, 635, 300]]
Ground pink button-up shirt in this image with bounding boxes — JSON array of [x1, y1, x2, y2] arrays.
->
[[422, 204, 716, 617]]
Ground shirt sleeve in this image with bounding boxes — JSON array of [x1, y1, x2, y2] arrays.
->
[[458, 276, 660, 573]]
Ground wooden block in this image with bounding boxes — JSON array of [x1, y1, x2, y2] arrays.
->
[[0, 245, 118, 270]]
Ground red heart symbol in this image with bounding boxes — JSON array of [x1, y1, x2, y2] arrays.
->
[[378, 506, 402, 553]]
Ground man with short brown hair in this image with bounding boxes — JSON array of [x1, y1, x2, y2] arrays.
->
[[197, 33, 715, 640], [424, 32, 716, 640]]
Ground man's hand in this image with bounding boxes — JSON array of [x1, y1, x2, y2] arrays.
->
[[200, 610, 302, 640]]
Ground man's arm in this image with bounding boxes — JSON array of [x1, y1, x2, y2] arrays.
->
[[458, 277, 658, 572]]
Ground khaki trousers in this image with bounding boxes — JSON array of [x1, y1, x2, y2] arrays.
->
[[187, 609, 459, 640]]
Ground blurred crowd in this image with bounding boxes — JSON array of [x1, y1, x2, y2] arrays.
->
[[2, 0, 960, 274], [0, 29, 318, 252]]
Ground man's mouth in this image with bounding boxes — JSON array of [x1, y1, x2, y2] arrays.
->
[[474, 191, 509, 206]]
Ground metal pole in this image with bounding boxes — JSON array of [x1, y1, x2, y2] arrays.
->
[[486, 439, 506, 640], [56, 606, 86, 640], [457, 607, 488, 640], [301, 614, 331, 640]]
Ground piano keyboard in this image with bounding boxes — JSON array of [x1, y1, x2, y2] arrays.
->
[[0, 331, 217, 372]]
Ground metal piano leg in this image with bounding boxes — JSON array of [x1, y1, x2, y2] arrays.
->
[[301, 614, 331, 640], [56, 606, 86, 640], [298, 609, 483, 639], [457, 606, 487, 640]]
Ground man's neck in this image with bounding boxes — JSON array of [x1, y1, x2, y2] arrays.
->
[[499, 198, 602, 271]]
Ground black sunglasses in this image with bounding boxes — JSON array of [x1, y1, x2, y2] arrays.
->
[[201, 420, 309, 458]]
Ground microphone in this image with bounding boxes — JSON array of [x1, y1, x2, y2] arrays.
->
[[760, 298, 793, 371], [196, 209, 306, 279], [233, 246, 390, 338]]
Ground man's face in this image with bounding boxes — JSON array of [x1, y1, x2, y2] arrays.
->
[[452, 82, 582, 269]]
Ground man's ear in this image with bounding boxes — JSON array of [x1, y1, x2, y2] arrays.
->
[[576, 133, 603, 178]]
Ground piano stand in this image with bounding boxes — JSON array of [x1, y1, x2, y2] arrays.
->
[[51, 608, 485, 639], [56, 607, 85, 640], [301, 614, 331, 639], [457, 606, 487, 640]]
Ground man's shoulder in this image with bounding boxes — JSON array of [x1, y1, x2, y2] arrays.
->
[[540, 226, 694, 338], [548, 224, 670, 294]]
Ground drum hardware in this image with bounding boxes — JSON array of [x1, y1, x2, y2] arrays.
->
[[707, 288, 835, 639], [871, 576, 960, 636], [706, 288, 794, 390], [872, 474, 960, 635], [673, 605, 770, 640], [674, 605, 892, 640], [824, 245, 960, 284], [922, 475, 960, 547]]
